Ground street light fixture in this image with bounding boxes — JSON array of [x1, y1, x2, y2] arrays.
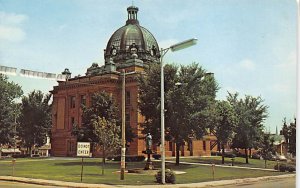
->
[[159, 38, 197, 184]]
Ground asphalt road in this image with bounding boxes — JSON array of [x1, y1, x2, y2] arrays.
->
[[216, 176, 296, 188]]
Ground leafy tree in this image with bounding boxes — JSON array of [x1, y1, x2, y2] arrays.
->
[[288, 118, 296, 156], [280, 118, 296, 156], [281, 118, 289, 142], [139, 63, 218, 165], [72, 91, 134, 152], [0, 74, 23, 145], [92, 117, 121, 175], [260, 133, 275, 168], [228, 92, 268, 164], [210, 100, 237, 164], [18, 90, 52, 153]]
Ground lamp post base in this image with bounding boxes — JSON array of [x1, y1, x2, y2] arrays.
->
[[144, 161, 154, 170]]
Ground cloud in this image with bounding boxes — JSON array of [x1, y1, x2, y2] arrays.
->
[[0, 26, 26, 42], [239, 59, 256, 70], [0, 11, 28, 25], [0, 11, 28, 42]]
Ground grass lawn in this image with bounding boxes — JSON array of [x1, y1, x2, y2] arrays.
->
[[0, 157, 288, 185], [168, 156, 289, 169]]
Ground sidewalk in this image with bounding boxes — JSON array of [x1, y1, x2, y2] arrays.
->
[[0, 174, 295, 188], [165, 160, 277, 171]]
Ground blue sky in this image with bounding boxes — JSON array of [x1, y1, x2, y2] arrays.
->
[[0, 0, 298, 133]]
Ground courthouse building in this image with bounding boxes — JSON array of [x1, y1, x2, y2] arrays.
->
[[51, 6, 217, 157]]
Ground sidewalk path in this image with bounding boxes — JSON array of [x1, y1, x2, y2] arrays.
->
[[0, 174, 295, 188], [165, 160, 277, 171]]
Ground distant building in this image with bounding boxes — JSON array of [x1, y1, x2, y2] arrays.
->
[[270, 134, 287, 156], [51, 6, 217, 157]]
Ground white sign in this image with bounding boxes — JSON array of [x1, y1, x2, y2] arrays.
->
[[77, 142, 90, 157]]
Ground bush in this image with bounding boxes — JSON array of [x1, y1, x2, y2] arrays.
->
[[224, 153, 236, 158], [211, 151, 219, 156], [286, 165, 296, 172], [155, 169, 176, 184], [278, 164, 287, 172], [12, 154, 30, 158], [274, 163, 279, 170], [152, 154, 161, 160], [113, 155, 145, 162]]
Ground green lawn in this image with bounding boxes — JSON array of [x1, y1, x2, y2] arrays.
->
[[0, 158, 288, 185], [168, 156, 290, 169]]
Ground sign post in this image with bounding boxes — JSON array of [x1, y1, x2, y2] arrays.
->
[[77, 142, 90, 182]]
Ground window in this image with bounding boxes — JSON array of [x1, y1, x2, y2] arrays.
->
[[71, 117, 75, 128], [169, 142, 173, 151], [80, 95, 86, 106], [126, 91, 130, 105], [70, 96, 76, 108], [125, 112, 130, 123], [203, 141, 206, 151]]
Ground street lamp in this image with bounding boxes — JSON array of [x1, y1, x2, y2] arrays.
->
[[120, 70, 136, 180], [159, 38, 197, 184]]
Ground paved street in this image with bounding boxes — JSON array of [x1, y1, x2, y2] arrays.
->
[[0, 181, 58, 188], [216, 176, 296, 188]]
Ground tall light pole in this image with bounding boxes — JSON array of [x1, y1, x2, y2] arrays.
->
[[120, 70, 126, 180], [120, 70, 136, 180], [159, 38, 198, 184]]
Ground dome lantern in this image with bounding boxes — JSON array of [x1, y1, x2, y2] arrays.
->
[[105, 6, 159, 67], [126, 6, 139, 25]]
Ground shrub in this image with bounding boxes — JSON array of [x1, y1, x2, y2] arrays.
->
[[224, 153, 236, 158], [155, 169, 176, 184], [274, 163, 279, 170], [278, 164, 287, 172], [12, 154, 30, 158], [152, 154, 161, 160], [286, 165, 296, 172]]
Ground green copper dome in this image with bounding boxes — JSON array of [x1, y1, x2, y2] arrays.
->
[[105, 6, 160, 64]]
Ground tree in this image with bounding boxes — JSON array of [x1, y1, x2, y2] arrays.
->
[[260, 133, 275, 168], [0, 74, 23, 145], [228, 92, 268, 164], [72, 91, 134, 153], [139, 63, 218, 165], [281, 118, 296, 156], [288, 118, 296, 156], [18, 90, 52, 153], [210, 100, 237, 164], [92, 117, 121, 175]]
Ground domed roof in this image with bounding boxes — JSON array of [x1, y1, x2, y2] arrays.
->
[[105, 6, 160, 64]]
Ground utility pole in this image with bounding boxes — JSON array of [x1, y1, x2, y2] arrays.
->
[[120, 69, 126, 180]]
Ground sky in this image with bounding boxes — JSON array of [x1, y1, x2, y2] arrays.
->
[[0, 0, 298, 133]]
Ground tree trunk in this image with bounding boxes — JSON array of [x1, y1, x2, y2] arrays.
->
[[249, 148, 252, 158], [264, 160, 267, 168], [175, 143, 180, 166], [218, 142, 221, 153], [245, 148, 249, 164], [102, 145, 105, 175], [221, 144, 225, 164]]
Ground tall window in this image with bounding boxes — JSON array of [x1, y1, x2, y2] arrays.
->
[[70, 96, 76, 108], [126, 91, 130, 105], [203, 141, 206, 151], [80, 95, 86, 106], [70, 117, 75, 128], [125, 112, 130, 123]]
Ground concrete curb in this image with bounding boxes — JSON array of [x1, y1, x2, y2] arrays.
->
[[0, 174, 295, 188]]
